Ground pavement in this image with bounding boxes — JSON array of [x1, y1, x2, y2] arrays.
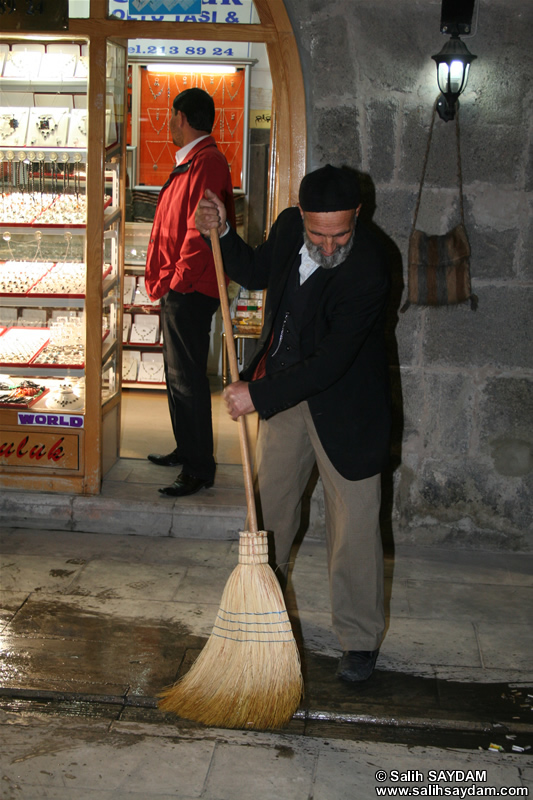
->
[[1, 514, 533, 798]]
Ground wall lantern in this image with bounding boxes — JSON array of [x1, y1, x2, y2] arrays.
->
[[432, 34, 477, 121], [431, 0, 477, 122]]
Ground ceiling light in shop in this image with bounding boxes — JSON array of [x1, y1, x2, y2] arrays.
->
[[146, 63, 237, 74]]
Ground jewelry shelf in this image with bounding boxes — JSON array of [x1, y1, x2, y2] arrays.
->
[[4, 365, 85, 378], [122, 381, 165, 389], [123, 303, 160, 312], [0, 147, 87, 160], [123, 342, 162, 349], [0, 296, 85, 309], [0, 80, 88, 94]]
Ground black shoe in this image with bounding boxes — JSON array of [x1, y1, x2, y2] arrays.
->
[[336, 649, 379, 682], [158, 471, 214, 498], [147, 449, 182, 467]]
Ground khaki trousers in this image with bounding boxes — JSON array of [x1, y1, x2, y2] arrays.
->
[[254, 401, 385, 651]]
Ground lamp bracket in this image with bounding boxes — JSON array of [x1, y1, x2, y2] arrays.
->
[[436, 94, 456, 122], [440, 0, 476, 36]]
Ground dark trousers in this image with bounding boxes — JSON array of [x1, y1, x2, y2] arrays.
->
[[160, 289, 220, 481]]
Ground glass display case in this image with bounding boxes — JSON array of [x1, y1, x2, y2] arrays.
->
[[121, 221, 164, 388], [0, 37, 126, 492]]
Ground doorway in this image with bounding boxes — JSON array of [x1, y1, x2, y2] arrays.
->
[[119, 42, 272, 463]]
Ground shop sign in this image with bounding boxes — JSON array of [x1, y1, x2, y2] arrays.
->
[[0, 429, 80, 470], [17, 412, 84, 428], [0, 0, 68, 32], [250, 109, 271, 129], [129, 0, 201, 15], [110, 0, 256, 23], [128, 39, 251, 59]]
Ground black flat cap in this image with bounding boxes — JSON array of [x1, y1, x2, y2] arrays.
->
[[299, 164, 361, 212]]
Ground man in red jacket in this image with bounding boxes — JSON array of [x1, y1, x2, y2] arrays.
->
[[145, 88, 235, 497]]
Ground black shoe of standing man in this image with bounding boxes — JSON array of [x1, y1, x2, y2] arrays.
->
[[336, 649, 379, 682], [158, 471, 214, 498], [147, 448, 183, 467]]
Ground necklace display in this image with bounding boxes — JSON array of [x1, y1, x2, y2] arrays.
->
[[147, 74, 170, 102], [122, 359, 138, 382], [130, 323, 158, 343], [36, 115, 58, 141], [38, 53, 78, 81], [137, 360, 165, 382], [145, 140, 171, 172], [68, 110, 88, 148], [221, 109, 243, 140], [0, 109, 29, 147], [223, 76, 242, 104], [28, 109, 69, 148], [3, 51, 42, 80], [219, 143, 237, 172], [173, 74, 196, 94], [0, 114, 19, 140], [45, 383, 84, 410], [147, 108, 169, 137], [200, 75, 224, 99]]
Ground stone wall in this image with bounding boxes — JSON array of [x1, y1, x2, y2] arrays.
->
[[283, 0, 533, 551]]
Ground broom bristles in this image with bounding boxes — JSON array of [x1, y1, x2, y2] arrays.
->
[[159, 532, 303, 730]]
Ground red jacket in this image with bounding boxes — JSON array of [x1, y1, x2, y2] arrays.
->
[[145, 136, 236, 301]]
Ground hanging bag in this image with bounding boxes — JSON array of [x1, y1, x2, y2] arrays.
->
[[401, 102, 477, 311]]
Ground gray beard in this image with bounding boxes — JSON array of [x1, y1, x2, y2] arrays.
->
[[303, 228, 355, 269]]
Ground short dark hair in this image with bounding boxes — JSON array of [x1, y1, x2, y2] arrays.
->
[[172, 88, 215, 134]]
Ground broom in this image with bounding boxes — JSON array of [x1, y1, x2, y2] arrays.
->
[[158, 227, 303, 730]]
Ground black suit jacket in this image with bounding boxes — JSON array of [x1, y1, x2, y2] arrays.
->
[[220, 206, 391, 481]]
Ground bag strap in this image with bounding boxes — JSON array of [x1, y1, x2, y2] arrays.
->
[[411, 99, 465, 233]]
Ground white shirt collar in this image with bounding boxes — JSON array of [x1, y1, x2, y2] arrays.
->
[[299, 243, 321, 284], [175, 134, 210, 166]]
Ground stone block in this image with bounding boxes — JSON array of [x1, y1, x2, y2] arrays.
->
[[303, 14, 355, 101], [398, 104, 436, 187], [312, 105, 361, 168], [460, 122, 523, 186], [349, 5, 431, 94], [392, 308, 422, 366], [367, 98, 398, 183], [394, 367, 423, 446], [422, 371, 476, 455], [0, 491, 73, 531], [522, 200, 533, 278], [422, 286, 533, 369], [414, 116, 465, 191], [372, 188, 417, 248], [72, 496, 174, 537], [463, 8, 533, 127], [479, 376, 533, 479], [402, 457, 532, 550], [467, 227, 518, 280]]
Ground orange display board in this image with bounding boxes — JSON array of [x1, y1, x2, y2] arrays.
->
[[0, 427, 81, 471], [138, 68, 245, 189]]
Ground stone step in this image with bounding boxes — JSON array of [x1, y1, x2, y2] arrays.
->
[[0, 459, 247, 539]]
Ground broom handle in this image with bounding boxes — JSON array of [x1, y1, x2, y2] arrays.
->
[[211, 227, 259, 533]]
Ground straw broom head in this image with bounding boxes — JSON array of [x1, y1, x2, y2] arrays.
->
[[158, 531, 303, 730]]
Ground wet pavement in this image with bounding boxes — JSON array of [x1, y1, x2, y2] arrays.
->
[[1, 526, 533, 798]]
